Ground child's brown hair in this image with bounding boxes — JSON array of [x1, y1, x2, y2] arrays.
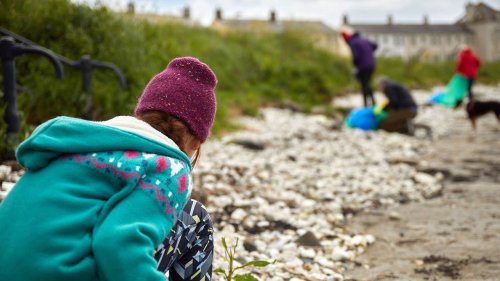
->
[[136, 111, 201, 167]]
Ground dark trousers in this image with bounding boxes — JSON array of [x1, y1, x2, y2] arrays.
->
[[379, 109, 417, 133], [356, 69, 376, 107], [155, 199, 214, 281], [467, 78, 475, 100]]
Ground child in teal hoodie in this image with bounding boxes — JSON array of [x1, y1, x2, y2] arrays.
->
[[0, 57, 217, 281]]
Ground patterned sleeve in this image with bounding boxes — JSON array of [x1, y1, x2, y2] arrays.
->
[[137, 155, 193, 221], [91, 152, 192, 281]]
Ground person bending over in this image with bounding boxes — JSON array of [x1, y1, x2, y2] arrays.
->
[[376, 76, 418, 133]]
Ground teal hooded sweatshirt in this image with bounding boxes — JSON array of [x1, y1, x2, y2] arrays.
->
[[0, 116, 193, 281]]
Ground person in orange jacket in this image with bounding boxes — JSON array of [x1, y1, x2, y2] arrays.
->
[[456, 46, 480, 101]]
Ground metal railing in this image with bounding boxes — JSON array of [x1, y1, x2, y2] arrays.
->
[[0, 36, 64, 146], [0, 27, 126, 148]]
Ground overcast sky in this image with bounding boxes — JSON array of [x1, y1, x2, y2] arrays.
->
[[73, 0, 500, 27]]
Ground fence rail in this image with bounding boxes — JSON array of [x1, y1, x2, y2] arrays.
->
[[0, 27, 126, 155]]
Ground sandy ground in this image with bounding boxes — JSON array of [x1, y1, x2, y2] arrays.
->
[[345, 109, 500, 281]]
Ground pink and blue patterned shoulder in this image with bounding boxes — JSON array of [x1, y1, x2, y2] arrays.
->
[[59, 150, 192, 217]]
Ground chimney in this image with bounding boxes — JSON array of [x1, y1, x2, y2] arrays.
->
[[270, 10, 277, 23], [466, 2, 475, 14], [215, 8, 222, 21], [343, 14, 349, 25], [183, 6, 190, 19], [387, 14, 393, 25], [127, 1, 135, 15], [423, 14, 429, 25]]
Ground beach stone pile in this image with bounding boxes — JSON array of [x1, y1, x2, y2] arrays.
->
[[0, 163, 23, 200], [201, 84, 499, 280], [1, 85, 498, 280], [197, 107, 442, 280]]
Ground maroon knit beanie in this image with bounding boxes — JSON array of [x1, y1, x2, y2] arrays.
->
[[134, 57, 217, 142]]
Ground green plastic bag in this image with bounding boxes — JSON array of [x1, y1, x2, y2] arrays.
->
[[438, 74, 469, 107]]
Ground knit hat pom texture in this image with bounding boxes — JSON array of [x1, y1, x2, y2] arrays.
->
[[135, 57, 217, 142]]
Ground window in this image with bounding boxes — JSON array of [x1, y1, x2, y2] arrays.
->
[[396, 35, 404, 45]]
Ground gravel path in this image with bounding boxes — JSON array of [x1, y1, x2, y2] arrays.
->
[[345, 87, 500, 281]]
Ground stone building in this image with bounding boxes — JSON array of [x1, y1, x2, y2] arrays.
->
[[457, 2, 500, 61], [212, 10, 342, 54], [342, 2, 499, 61], [125, 3, 197, 26]]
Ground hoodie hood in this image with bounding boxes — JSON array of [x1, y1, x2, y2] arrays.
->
[[16, 116, 192, 171], [460, 48, 472, 56], [349, 32, 360, 40]]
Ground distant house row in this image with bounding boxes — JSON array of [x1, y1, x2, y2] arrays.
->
[[125, 2, 500, 62], [345, 15, 473, 61], [344, 2, 500, 62]]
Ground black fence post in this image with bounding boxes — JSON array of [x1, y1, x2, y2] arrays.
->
[[0, 36, 63, 147], [1, 38, 20, 143], [70, 55, 126, 119], [80, 55, 93, 119]]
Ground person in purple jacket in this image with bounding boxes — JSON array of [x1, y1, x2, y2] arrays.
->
[[342, 31, 378, 106]]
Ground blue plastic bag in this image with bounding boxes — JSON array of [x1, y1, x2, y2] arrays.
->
[[345, 107, 385, 131]]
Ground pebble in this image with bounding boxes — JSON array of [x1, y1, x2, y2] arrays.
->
[[332, 248, 352, 261], [298, 247, 316, 259], [1, 182, 15, 192], [327, 272, 345, 281], [296, 231, 322, 247], [389, 211, 402, 221], [230, 208, 248, 220]]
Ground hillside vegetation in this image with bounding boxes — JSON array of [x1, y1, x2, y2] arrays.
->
[[1, 0, 499, 138]]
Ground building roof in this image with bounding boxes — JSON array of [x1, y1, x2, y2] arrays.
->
[[214, 19, 337, 34], [457, 2, 500, 24], [349, 24, 472, 35]]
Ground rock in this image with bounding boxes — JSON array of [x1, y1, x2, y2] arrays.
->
[[414, 172, 437, 185], [422, 187, 443, 199], [388, 157, 419, 166], [243, 239, 258, 252], [298, 247, 316, 259], [2, 160, 23, 172], [229, 139, 266, 151], [389, 211, 402, 221], [296, 231, 322, 247], [450, 169, 478, 182], [332, 248, 351, 261], [1, 182, 15, 192], [311, 106, 328, 115], [276, 99, 304, 112], [326, 272, 344, 281], [317, 257, 334, 268], [0, 165, 12, 179], [365, 234, 376, 244], [0, 190, 8, 201], [349, 234, 375, 247], [285, 257, 304, 268], [418, 166, 452, 178], [230, 208, 248, 221]]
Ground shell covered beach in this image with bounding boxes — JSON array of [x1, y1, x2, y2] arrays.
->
[[1, 85, 500, 281]]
